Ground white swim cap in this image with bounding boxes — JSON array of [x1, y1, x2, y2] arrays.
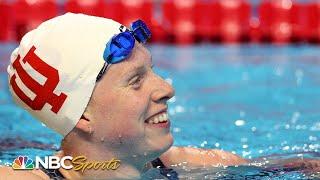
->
[[7, 13, 125, 136]]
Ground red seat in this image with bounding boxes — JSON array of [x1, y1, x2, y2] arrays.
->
[[194, 1, 221, 42], [272, 0, 293, 44], [11, 0, 30, 41], [219, 0, 251, 43], [249, 17, 262, 43], [305, 2, 320, 43], [162, 0, 196, 44], [0, 2, 12, 41], [259, 0, 293, 44], [11, 0, 58, 41], [149, 18, 168, 43], [29, 0, 58, 29], [103, 1, 122, 22], [65, 0, 105, 17], [291, 2, 309, 42], [103, 0, 157, 42], [118, 0, 153, 26], [161, 0, 175, 43], [258, 1, 272, 42]]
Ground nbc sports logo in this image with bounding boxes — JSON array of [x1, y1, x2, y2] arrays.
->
[[11, 155, 120, 172], [12, 156, 34, 170]]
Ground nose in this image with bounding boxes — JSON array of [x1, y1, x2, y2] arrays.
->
[[151, 74, 175, 103]]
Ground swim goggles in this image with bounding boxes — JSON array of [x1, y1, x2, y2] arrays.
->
[[96, 19, 151, 81]]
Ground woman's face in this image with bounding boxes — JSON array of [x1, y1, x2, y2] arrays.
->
[[87, 43, 175, 160]]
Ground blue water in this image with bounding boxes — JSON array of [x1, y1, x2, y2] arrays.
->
[[0, 43, 319, 179]]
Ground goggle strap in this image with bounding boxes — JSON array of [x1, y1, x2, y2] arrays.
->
[[96, 62, 109, 81]]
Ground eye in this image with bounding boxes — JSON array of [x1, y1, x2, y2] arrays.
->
[[129, 75, 143, 89], [133, 76, 141, 84]]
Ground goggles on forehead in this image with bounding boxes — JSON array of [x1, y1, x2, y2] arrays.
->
[[96, 20, 151, 81]]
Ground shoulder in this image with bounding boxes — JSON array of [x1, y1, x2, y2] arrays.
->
[[159, 146, 247, 167], [0, 166, 49, 180], [209, 149, 247, 164]]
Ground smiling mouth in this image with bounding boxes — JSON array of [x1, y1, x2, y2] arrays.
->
[[145, 112, 169, 124]]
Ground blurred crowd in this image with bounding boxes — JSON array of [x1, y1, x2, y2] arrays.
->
[[0, 0, 320, 44]]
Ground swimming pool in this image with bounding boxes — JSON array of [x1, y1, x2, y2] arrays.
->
[[0, 43, 319, 179]]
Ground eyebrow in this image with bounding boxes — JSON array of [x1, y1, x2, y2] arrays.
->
[[123, 55, 153, 80], [124, 65, 146, 81]]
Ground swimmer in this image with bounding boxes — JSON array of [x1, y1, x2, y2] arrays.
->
[[0, 13, 319, 179]]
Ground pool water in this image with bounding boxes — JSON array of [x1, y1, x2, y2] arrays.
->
[[0, 43, 319, 179]]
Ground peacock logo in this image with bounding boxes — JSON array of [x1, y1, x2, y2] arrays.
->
[[12, 156, 34, 170]]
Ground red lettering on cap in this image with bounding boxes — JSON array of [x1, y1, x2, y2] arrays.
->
[[10, 46, 67, 114]]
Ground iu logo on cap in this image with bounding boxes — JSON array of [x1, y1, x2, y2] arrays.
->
[[10, 46, 67, 114]]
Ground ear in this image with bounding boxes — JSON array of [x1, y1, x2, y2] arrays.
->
[[75, 113, 93, 134]]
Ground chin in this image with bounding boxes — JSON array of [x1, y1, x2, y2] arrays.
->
[[146, 133, 174, 159]]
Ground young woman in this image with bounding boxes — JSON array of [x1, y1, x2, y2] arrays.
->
[[1, 13, 318, 179]]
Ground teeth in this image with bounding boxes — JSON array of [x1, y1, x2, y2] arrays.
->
[[146, 112, 169, 124], [159, 115, 164, 122], [154, 117, 159, 123]]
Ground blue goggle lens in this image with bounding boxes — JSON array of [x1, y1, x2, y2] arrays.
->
[[103, 20, 151, 64], [131, 20, 151, 44], [98, 19, 151, 81], [107, 31, 135, 63]]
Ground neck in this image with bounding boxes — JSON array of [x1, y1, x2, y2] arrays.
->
[[61, 140, 150, 179]]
